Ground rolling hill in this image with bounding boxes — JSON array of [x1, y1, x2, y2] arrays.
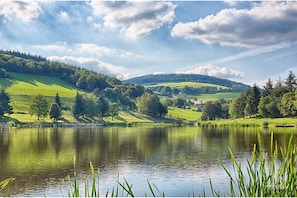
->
[[125, 73, 248, 91]]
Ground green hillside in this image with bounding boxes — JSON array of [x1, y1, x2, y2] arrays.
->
[[0, 72, 85, 122], [149, 81, 228, 89]]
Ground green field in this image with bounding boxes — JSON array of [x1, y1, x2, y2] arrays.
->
[[0, 72, 85, 122], [167, 106, 201, 122], [148, 81, 228, 89]]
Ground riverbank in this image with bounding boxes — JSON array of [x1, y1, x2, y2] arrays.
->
[[197, 117, 297, 128]]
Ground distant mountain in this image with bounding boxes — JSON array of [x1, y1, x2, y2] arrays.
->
[[125, 74, 249, 91]]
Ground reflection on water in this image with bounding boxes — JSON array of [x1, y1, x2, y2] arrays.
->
[[0, 127, 296, 196]]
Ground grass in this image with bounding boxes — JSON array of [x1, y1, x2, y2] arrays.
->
[[199, 117, 297, 128], [211, 133, 297, 196], [0, 178, 15, 192], [0, 72, 86, 123], [148, 81, 228, 89], [196, 92, 241, 101], [167, 106, 202, 122]]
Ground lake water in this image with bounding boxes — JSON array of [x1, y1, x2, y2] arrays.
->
[[0, 126, 296, 197]]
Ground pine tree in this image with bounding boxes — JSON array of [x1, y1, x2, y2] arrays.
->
[[263, 78, 273, 97], [55, 93, 62, 109], [72, 92, 84, 118], [49, 103, 61, 121], [0, 88, 13, 117], [244, 85, 261, 117]]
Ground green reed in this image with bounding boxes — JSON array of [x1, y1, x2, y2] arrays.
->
[[64, 156, 164, 197], [0, 178, 15, 192], [211, 133, 297, 197]]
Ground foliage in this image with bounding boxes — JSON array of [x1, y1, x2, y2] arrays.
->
[[49, 103, 61, 121], [72, 92, 84, 118], [55, 93, 62, 109], [0, 50, 148, 110], [229, 92, 246, 119], [201, 101, 222, 120], [0, 178, 15, 192], [109, 102, 120, 120], [0, 88, 13, 116], [29, 94, 49, 120], [137, 92, 167, 117], [97, 96, 109, 118], [244, 84, 261, 117], [214, 133, 297, 197], [229, 71, 297, 120]]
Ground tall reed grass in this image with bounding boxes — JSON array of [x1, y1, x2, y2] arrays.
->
[[0, 178, 15, 192], [210, 133, 297, 197]]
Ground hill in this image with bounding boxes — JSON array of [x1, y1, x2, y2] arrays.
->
[[125, 74, 248, 91], [0, 72, 86, 122], [0, 50, 151, 123]]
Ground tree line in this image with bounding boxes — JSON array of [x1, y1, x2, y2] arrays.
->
[[149, 85, 231, 97], [201, 71, 297, 120], [0, 89, 168, 121]]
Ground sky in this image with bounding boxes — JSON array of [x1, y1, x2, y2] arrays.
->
[[0, 1, 297, 86]]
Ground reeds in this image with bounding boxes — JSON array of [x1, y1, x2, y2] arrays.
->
[[212, 133, 297, 197], [0, 178, 15, 192]]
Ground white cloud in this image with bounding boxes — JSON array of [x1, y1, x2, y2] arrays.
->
[[178, 64, 243, 79], [171, 1, 297, 48], [58, 11, 70, 22], [0, 1, 41, 23], [88, 1, 176, 39], [47, 55, 128, 79], [36, 43, 113, 57], [74, 43, 113, 57]]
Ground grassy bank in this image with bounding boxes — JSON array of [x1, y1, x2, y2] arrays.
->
[[198, 117, 297, 128]]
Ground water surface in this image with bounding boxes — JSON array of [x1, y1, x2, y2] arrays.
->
[[0, 126, 295, 196]]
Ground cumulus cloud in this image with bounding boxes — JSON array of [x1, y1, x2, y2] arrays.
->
[[47, 55, 128, 79], [171, 1, 297, 48], [178, 64, 243, 79], [36, 43, 113, 57], [0, 1, 41, 23], [88, 1, 176, 39]]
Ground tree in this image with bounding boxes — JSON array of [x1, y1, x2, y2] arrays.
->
[[83, 96, 98, 118], [281, 92, 297, 117], [284, 71, 296, 92], [49, 103, 61, 121], [55, 93, 62, 109], [244, 85, 261, 117], [29, 94, 49, 120], [158, 102, 168, 117], [263, 78, 273, 97], [72, 92, 84, 118], [201, 101, 222, 120], [137, 92, 160, 117], [229, 92, 246, 119], [0, 88, 13, 117], [109, 102, 120, 120], [97, 96, 109, 118]]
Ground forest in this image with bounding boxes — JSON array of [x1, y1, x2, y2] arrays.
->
[[201, 71, 297, 120]]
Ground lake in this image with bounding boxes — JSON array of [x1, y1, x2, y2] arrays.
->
[[0, 126, 296, 197]]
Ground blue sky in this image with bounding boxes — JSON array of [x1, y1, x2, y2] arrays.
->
[[0, 1, 297, 86]]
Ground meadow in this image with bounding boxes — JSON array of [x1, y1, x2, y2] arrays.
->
[[0, 72, 84, 122], [149, 81, 228, 89]]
